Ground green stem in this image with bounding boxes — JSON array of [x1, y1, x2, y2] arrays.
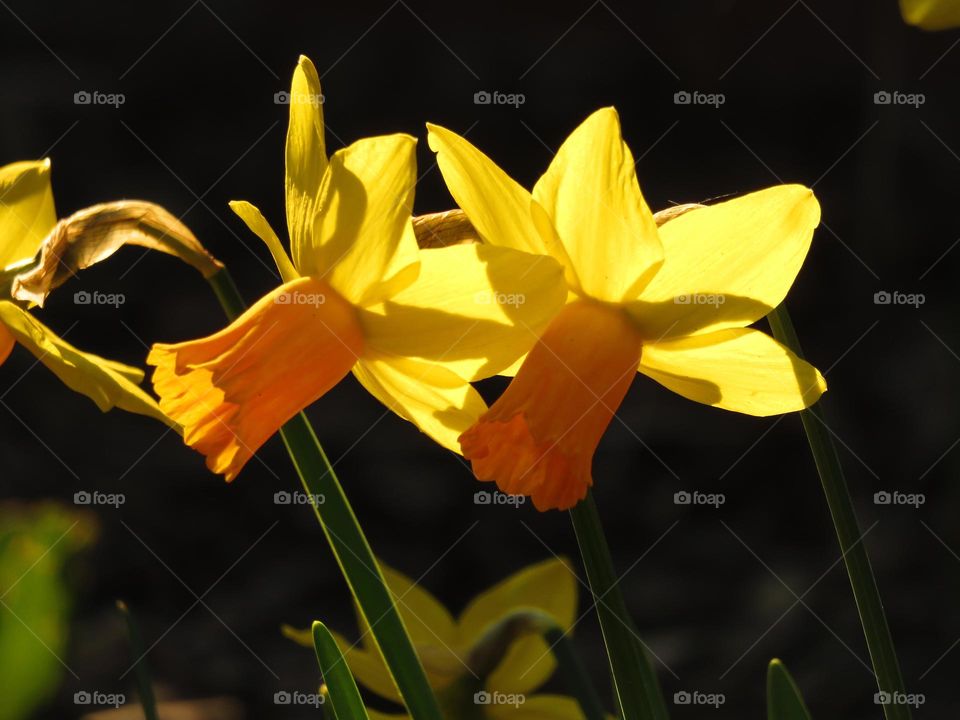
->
[[116, 600, 159, 720], [569, 491, 668, 720], [206, 268, 443, 720], [767, 303, 910, 720]]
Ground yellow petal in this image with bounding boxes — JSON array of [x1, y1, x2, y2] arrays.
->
[[630, 185, 820, 340], [360, 243, 567, 381], [228, 200, 298, 282], [427, 124, 559, 259], [353, 355, 487, 453], [284, 56, 326, 274], [532, 108, 662, 302], [487, 694, 589, 720], [311, 134, 420, 306], [0, 159, 56, 269], [459, 558, 577, 695], [639, 327, 826, 416], [0, 323, 14, 365], [900, 0, 960, 28], [0, 301, 173, 426]]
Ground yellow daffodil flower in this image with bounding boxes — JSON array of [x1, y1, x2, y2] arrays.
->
[[285, 558, 596, 719], [900, 0, 960, 29], [0, 159, 170, 424], [147, 56, 564, 480], [426, 109, 826, 511]]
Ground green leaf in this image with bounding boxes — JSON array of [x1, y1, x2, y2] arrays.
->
[[0, 503, 96, 720], [767, 659, 812, 720], [311, 621, 370, 720], [117, 600, 159, 720]]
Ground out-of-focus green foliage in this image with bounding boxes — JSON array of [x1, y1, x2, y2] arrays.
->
[[0, 502, 96, 720]]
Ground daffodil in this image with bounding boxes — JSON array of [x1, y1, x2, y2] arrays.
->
[[426, 109, 826, 511], [147, 56, 564, 480], [900, 0, 960, 29], [0, 159, 170, 424], [285, 558, 597, 719]]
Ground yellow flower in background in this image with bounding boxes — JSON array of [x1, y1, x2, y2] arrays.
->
[[0, 160, 171, 425], [285, 558, 594, 719], [428, 109, 826, 511], [900, 0, 960, 29], [148, 56, 564, 480]]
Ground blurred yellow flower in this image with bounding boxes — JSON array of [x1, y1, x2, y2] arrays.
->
[[148, 56, 564, 480], [286, 558, 595, 719], [0, 160, 170, 425], [900, 0, 960, 29], [428, 109, 826, 510]]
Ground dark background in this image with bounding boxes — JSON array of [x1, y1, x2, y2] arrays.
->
[[1, 0, 958, 717]]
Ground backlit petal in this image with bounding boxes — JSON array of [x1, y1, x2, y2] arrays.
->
[[532, 108, 662, 302], [639, 327, 826, 416], [459, 558, 577, 694], [228, 200, 298, 282], [427, 124, 558, 258], [0, 301, 171, 425], [285, 55, 326, 272], [900, 0, 960, 28], [360, 243, 566, 381], [631, 185, 820, 339], [148, 278, 363, 480], [0, 323, 14, 366], [353, 354, 487, 453], [0, 159, 56, 269], [312, 135, 420, 306]]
